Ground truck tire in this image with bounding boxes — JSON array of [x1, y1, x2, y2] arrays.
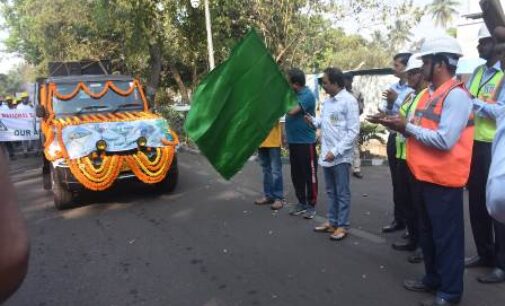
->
[[51, 166, 74, 210], [157, 156, 178, 193]]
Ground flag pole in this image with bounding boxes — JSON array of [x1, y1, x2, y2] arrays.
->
[[204, 0, 215, 70]]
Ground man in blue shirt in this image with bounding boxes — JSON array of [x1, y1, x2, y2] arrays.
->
[[382, 52, 414, 234], [286, 68, 318, 219]]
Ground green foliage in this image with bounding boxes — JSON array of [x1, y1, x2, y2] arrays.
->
[[447, 27, 457, 38], [157, 105, 188, 138], [358, 122, 387, 147], [427, 0, 459, 28], [0, 0, 425, 98], [0, 63, 35, 96]]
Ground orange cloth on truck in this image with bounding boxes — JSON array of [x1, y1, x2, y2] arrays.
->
[[260, 122, 282, 148]]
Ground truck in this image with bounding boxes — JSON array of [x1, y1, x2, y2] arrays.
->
[[36, 60, 178, 209]]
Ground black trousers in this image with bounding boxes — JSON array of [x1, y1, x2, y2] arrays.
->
[[288, 143, 318, 207], [3, 142, 15, 157], [387, 133, 403, 224], [468, 140, 505, 268], [416, 181, 464, 303], [396, 159, 419, 246]]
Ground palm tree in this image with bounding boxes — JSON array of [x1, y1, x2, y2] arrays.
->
[[427, 0, 460, 28], [389, 20, 412, 50]]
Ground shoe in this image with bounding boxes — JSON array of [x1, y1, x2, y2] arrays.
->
[[353, 171, 363, 179], [419, 297, 458, 306], [392, 241, 417, 252], [314, 222, 336, 233], [302, 208, 316, 219], [330, 227, 348, 241], [477, 267, 505, 284], [289, 203, 307, 216], [402, 231, 410, 240], [382, 220, 405, 233], [403, 279, 434, 293], [464, 255, 493, 268], [254, 197, 274, 205], [408, 249, 424, 264], [270, 199, 284, 210]]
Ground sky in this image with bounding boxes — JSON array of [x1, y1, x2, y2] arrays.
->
[[0, 0, 473, 74]]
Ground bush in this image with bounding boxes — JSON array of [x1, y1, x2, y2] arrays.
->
[[358, 122, 386, 146], [158, 105, 188, 141]]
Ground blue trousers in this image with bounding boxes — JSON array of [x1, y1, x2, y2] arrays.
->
[[258, 147, 283, 200], [323, 163, 351, 228], [416, 181, 464, 303]]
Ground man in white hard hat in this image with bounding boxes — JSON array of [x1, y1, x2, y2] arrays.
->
[[370, 34, 473, 306], [381, 51, 414, 234], [464, 23, 505, 284], [388, 54, 428, 264]]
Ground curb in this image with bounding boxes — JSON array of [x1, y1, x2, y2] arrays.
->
[[178, 145, 388, 167]]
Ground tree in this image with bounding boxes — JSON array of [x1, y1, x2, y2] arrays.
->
[[427, 0, 460, 28], [0, 0, 426, 104], [0, 63, 34, 96]]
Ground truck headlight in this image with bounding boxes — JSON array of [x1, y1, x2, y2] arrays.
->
[[137, 137, 147, 148], [96, 140, 107, 151]]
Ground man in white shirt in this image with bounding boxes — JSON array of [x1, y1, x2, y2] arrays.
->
[[15, 95, 35, 156], [306, 68, 360, 241]]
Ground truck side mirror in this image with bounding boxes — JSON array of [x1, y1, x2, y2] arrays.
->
[[36, 105, 46, 118]]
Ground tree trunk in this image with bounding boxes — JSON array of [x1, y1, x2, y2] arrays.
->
[[168, 62, 190, 104], [147, 42, 162, 109]]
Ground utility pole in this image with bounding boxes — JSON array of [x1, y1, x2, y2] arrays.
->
[[191, 0, 215, 70]]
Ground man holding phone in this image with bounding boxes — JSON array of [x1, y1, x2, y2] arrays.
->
[[285, 68, 318, 219]]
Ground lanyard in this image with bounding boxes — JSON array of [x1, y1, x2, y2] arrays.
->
[[476, 69, 499, 97]]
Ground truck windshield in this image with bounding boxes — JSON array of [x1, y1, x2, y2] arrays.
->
[[51, 80, 145, 116]]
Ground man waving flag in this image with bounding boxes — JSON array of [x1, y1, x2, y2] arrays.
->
[[185, 29, 297, 179]]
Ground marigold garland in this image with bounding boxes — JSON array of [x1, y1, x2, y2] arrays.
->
[[124, 146, 175, 184], [67, 146, 176, 190], [50, 80, 137, 100], [42, 111, 167, 161], [68, 155, 124, 191]]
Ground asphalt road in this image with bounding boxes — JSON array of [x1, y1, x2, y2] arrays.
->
[[4, 151, 505, 306]]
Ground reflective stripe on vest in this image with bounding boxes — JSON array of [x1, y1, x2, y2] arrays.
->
[[396, 89, 426, 160], [468, 65, 504, 142], [406, 79, 474, 188]]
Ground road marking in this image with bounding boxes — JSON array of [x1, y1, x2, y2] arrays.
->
[[312, 215, 385, 244], [236, 186, 260, 197]]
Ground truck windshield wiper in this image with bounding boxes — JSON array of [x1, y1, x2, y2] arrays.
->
[[112, 103, 143, 113], [76, 105, 110, 115]]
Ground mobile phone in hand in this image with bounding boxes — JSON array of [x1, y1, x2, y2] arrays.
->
[[298, 102, 306, 115]]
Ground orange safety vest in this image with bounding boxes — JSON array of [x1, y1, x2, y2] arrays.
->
[[407, 79, 474, 188]]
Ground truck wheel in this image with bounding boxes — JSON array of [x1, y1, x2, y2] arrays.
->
[[51, 166, 74, 210], [157, 156, 178, 193]]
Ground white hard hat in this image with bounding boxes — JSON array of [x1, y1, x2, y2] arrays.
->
[[478, 24, 492, 40], [405, 54, 423, 72], [417, 35, 463, 59], [394, 51, 412, 58]]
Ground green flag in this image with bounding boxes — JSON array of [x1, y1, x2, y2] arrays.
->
[[185, 29, 297, 179]]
